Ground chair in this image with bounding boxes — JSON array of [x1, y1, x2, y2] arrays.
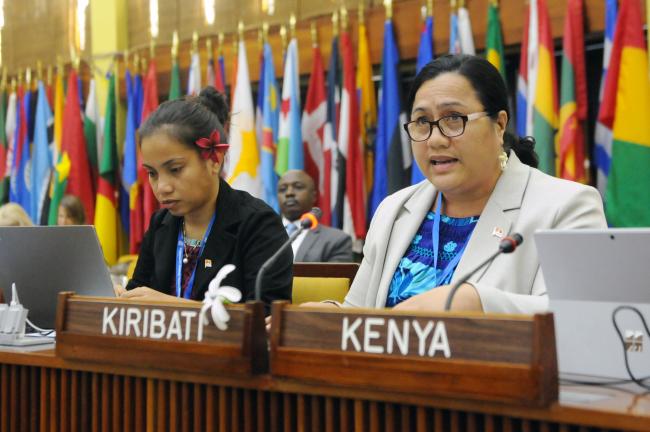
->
[[291, 263, 360, 305]]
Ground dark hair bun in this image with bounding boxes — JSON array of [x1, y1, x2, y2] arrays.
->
[[196, 86, 230, 126]]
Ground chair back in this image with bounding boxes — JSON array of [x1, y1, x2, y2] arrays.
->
[[291, 263, 359, 304]]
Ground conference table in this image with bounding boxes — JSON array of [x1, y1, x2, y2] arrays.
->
[[0, 346, 648, 432]]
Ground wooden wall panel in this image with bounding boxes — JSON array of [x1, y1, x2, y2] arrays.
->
[[3, 0, 622, 82], [119, 0, 613, 101], [1, 0, 93, 73]]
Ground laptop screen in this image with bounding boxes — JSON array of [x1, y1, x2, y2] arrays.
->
[[535, 228, 650, 381], [0, 226, 115, 329]]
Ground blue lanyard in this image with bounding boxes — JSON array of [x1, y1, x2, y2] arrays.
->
[[175, 213, 216, 299], [431, 194, 469, 287]]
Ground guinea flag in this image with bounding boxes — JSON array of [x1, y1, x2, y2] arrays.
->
[[94, 74, 119, 264], [532, 0, 559, 176], [600, 0, 650, 226]]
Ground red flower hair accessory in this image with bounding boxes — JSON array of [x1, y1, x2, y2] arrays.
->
[[195, 129, 230, 163]]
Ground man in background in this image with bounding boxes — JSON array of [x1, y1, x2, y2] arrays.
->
[[277, 170, 353, 262]]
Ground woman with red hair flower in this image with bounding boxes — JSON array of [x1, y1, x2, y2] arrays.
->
[[118, 86, 292, 312]]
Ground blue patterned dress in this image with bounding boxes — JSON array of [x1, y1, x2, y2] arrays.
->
[[386, 211, 479, 307]]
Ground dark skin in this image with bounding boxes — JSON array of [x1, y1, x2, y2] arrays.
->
[[277, 170, 317, 222]]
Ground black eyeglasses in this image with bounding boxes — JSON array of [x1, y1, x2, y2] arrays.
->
[[403, 112, 488, 141]]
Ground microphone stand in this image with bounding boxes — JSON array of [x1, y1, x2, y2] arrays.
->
[[254, 225, 305, 303], [444, 234, 523, 311], [443, 249, 504, 311]]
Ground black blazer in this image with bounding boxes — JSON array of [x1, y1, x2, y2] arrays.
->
[[127, 179, 293, 311]]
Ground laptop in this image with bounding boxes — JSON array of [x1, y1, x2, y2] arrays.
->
[[0, 226, 115, 330], [535, 228, 650, 381]]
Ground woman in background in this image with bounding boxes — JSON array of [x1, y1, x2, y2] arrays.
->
[[57, 195, 86, 225], [0, 203, 33, 227]]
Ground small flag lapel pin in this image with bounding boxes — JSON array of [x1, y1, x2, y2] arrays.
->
[[492, 227, 504, 239]]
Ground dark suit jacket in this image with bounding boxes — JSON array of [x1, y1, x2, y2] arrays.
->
[[294, 225, 353, 262], [127, 180, 293, 311]]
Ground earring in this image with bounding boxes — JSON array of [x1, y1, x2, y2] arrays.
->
[[498, 150, 508, 171]]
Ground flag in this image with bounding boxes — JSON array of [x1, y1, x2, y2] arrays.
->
[[261, 43, 280, 211], [207, 55, 216, 88], [83, 79, 100, 189], [255, 47, 266, 158], [339, 30, 366, 243], [517, 0, 558, 175], [53, 71, 64, 156], [216, 54, 226, 94], [411, 14, 434, 184], [227, 40, 262, 197], [141, 61, 159, 122], [601, 0, 650, 226], [358, 19, 378, 198], [187, 52, 201, 96], [594, 0, 618, 198], [10, 88, 32, 215], [61, 70, 95, 222], [486, 0, 506, 80], [119, 70, 133, 242], [46, 68, 67, 225], [531, 0, 558, 175], [516, 4, 531, 138], [557, 0, 588, 183], [169, 59, 181, 100], [3, 91, 16, 200], [47, 152, 71, 225], [140, 60, 159, 231], [449, 4, 461, 54], [325, 36, 341, 227], [95, 73, 119, 264], [371, 20, 411, 217], [302, 44, 327, 215], [123, 69, 143, 253], [458, 2, 476, 54], [0, 90, 7, 203], [230, 47, 238, 109], [276, 38, 303, 175], [30, 81, 54, 223]]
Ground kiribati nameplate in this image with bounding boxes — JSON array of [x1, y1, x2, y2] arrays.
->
[[56, 293, 267, 376]]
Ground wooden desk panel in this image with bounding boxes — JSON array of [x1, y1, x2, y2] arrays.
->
[[0, 349, 648, 431]]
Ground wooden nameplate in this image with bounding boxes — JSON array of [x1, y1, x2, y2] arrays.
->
[[55, 293, 268, 376], [270, 302, 558, 407]]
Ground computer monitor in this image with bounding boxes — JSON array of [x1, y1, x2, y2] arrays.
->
[[535, 228, 650, 381], [0, 225, 115, 329]]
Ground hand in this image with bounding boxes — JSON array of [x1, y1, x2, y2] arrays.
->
[[265, 315, 272, 334], [113, 283, 126, 297], [119, 287, 194, 303], [392, 283, 483, 312], [299, 301, 340, 308]]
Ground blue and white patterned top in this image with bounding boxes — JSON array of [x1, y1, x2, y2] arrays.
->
[[386, 211, 479, 307]]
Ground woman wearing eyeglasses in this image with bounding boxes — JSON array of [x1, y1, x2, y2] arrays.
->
[[322, 54, 606, 314]]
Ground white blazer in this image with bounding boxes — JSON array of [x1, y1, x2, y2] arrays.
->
[[345, 153, 607, 314]]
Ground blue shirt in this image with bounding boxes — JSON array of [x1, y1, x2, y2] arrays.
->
[[386, 211, 479, 307]]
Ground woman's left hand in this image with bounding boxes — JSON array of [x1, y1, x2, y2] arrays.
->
[[120, 287, 194, 303], [392, 283, 483, 312]]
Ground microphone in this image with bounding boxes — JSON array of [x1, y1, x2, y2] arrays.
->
[[298, 207, 322, 230], [254, 208, 322, 302], [443, 233, 523, 311]]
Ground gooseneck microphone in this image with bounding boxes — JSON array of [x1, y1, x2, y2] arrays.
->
[[443, 233, 524, 311], [254, 207, 322, 302]]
